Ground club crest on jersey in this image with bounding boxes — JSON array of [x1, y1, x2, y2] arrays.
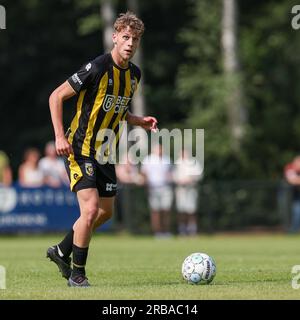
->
[[85, 163, 94, 177]]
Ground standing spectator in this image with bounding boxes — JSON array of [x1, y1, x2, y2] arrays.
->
[[39, 141, 69, 188], [284, 156, 300, 233], [18, 148, 44, 187], [0, 150, 12, 186], [141, 144, 173, 237], [115, 153, 144, 229], [173, 149, 203, 236]]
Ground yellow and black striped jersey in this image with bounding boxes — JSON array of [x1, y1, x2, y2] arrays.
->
[[67, 53, 141, 162]]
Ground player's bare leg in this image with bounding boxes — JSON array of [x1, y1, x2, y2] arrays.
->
[[93, 197, 114, 230], [68, 188, 99, 287], [73, 188, 100, 246]]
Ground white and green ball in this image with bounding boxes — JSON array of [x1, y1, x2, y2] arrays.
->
[[182, 252, 216, 285]]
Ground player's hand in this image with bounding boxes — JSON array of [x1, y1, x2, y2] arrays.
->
[[141, 116, 158, 132], [55, 136, 73, 156]]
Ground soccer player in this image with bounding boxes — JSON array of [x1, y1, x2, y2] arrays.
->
[[46, 11, 157, 287]]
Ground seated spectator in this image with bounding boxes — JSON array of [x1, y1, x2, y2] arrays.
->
[[18, 148, 44, 187], [115, 153, 144, 230], [0, 150, 12, 186], [38, 141, 69, 188]]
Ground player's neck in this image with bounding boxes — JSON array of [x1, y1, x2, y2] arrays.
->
[[111, 49, 129, 69]]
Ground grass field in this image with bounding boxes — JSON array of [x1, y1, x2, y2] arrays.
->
[[0, 233, 299, 300]]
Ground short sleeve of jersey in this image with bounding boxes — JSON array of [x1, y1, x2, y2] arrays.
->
[[67, 61, 98, 93]]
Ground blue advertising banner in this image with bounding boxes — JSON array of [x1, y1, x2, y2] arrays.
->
[[0, 184, 111, 233]]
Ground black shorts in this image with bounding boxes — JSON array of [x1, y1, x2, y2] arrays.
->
[[64, 154, 117, 197]]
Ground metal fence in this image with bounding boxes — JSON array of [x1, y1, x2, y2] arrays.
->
[[114, 180, 293, 234], [0, 180, 294, 234]]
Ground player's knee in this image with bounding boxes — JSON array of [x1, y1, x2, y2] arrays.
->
[[84, 206, 99, 228]]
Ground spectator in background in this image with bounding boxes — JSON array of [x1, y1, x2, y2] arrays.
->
[[18, 148, 44, 187], [173, 149, 203, 236], [0, 150, 12, 186], [284, 156, 300, 233], [115, 153, 144, 229], [39, 141, 69, 188], [116, 153, 144, 185], [141, 144, 173, 238]]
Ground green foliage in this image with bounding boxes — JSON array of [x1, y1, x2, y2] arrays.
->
[[177, 0, 237, 179], [77, 13, 102, 36], [176, 0, 300, 179], [0, 0, 102, 175], [1, 0, 300, 182], [240, 0, 300, 178]]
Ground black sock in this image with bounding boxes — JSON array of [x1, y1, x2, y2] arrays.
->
[[72, 244, 89, 276], [57, 229, 74, 258]]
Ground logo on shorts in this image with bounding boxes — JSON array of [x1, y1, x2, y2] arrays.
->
[[106, 183, 117, 191], [85, 163, 94, 177], [73, 173, 79, 180]]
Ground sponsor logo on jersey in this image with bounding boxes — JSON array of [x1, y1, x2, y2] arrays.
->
[[102, 94, 131, 113]]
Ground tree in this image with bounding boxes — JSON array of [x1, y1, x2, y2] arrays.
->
[[221, 0, 246, 151], [177, 0, 237, 179], [100, 0, 115, 52]]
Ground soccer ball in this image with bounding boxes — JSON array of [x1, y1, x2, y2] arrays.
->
[[182, 252, 216, 285]]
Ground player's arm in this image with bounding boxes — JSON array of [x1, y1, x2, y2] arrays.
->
[[125, 111, 158, 132], [49, 81, 76, 156]]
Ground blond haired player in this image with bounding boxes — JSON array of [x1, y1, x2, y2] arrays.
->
[[47, 12, 157, 287]]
